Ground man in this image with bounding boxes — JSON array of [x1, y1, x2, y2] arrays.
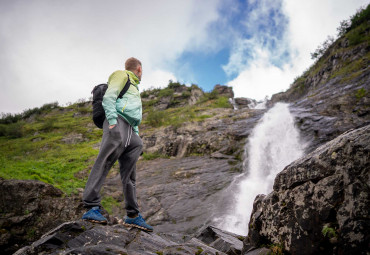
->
[[82, 57, 153, 232]]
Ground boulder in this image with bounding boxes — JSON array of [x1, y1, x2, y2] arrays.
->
[[248, 124, 370, 254], [196, 225, 244, 255], [234, 98, 257, 109], [189, 87, 204, 105], [214, 85, 234, 98], [0, 179, 84, 254]]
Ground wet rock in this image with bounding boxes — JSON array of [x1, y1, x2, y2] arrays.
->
[[244, 247, 271, 255], [0, 179, 84, 255], [234, 98, 256, 109], [103, 156, 243, 235], [248, 125, 370, 254], [196, 225, 244, 255], [15, 221, 228, 255]]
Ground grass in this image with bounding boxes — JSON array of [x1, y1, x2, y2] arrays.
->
[[0, 84, 231, 196], [355, 88, 367, 99], [101, 196, 121, 214], [143, 97, 229, 128], [0, 107, 101, 195], [329, 51, 370, 82]]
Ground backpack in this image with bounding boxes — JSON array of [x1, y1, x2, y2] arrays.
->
[[91, 74, 131, 128]]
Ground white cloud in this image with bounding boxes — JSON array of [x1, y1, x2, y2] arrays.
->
[[227, 0, 369, 100], [140, 69, 176, 91], [0, 0, 221, 113], [228, 47, 296, 100]]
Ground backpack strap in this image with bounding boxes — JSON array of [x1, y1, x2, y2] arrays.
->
[[118, 74, 131, 99]]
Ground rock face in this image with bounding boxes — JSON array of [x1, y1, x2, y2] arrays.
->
[[141, 108, 265, 158], [247, 124, 370, 254], [0, 179, 84, 254], [15, 220, 247, 255], [269, 38, 370, 153], [214, 85, 234, 98], [234, 98, 257, 109]]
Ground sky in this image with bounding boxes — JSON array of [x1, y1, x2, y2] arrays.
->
[[0, 0, 368, 114]]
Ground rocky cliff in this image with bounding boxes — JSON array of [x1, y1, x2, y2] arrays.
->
[[247, 124, 369, 254], [269, 14, 369, 153]]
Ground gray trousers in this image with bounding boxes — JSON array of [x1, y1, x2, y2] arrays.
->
[[83, 116, 142, 216]]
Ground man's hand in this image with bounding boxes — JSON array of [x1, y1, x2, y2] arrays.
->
[[109, 125, 116, 129]]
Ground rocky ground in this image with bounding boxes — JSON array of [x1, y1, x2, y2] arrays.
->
[[102, 107, 266, 235]]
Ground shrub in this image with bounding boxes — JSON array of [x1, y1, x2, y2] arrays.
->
[[167, 80, 182, 89], [141, 90, 150, 98], [181, 91, 191, 98], [310, 36, 335, 60], [0, 121, 24, 138], [0, 113, 22, 124], [40, 118, 55, 132], [212, 97, 232, 108], [146, 110, 166, 127], [337, 4, 370, 37], [158, 88, 174, 98], [347, 22, 369, 46]]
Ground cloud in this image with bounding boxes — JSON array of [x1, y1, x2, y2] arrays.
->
[[140, 69, 177, 91], [0, 0, 221, 113], [226, 0, 368, 100], [228, 46, 296, 100]]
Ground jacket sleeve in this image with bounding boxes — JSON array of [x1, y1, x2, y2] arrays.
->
[[102, 71, 128, 126]]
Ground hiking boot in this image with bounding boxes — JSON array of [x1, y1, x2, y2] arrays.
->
[[123, 214, 153, 232], [82, 206, 108, 224]]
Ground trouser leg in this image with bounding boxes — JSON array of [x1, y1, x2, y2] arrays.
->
[[83, 118, 127, 208], [118, 130, 143, 217]]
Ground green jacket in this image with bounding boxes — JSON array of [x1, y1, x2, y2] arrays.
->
[[102, 70, 142, 134]]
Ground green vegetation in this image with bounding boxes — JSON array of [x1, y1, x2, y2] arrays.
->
[[338, 4, 370, 38], [0, 81, 232, 196], [101, 196, 121, 214], [322, 224, 337, 238], [311, 4, 369, 61], [195, 246, 204, 255], [0, 104, 101, 195], [355, 88, 367, 99], [329, 51, 370, 82], [268, 243, 284, 255], [142, 152, 169, 160], [0, 102, 59, 124], [143, 104, 218, 128]]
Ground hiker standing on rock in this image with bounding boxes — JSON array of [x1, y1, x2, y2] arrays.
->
[[82, 57, 153, 232]]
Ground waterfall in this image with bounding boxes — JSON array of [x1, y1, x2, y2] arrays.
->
[[216, 103, 305, 235]]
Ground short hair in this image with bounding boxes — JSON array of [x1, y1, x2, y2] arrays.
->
[[125, 57, 142, 71]]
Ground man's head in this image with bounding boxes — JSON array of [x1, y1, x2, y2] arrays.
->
[[125, 57, 142, 81]]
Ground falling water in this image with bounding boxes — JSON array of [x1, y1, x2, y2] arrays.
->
[[216, 103, 305, 235]]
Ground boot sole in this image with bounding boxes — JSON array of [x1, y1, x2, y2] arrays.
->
[[83, 219, 108, 224], [122, 222, 153, 232]]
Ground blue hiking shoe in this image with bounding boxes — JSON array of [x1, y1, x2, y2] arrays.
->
[[124, 214, 153, 232], [82, 206, 108, 224]]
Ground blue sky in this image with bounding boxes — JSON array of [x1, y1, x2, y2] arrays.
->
[[0, 0, 368, 113]]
